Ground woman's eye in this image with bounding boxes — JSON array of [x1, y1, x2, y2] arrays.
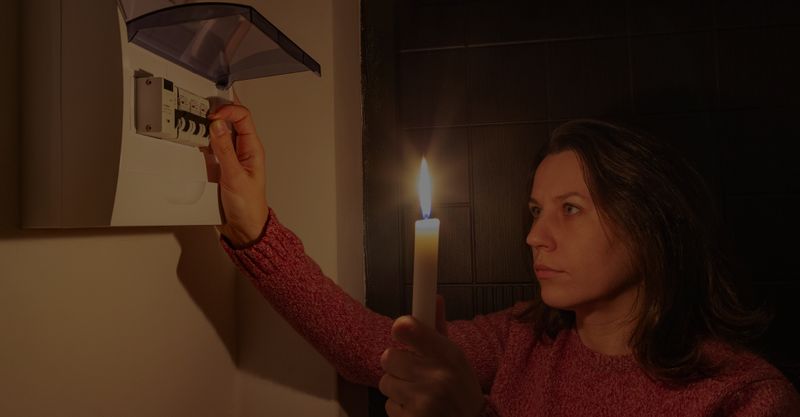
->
[[564, 203, 580, 215], [529, 206, 541, 218]]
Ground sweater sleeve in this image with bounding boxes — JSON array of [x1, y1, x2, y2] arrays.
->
[[481, 396, 503, 417], [714, 377, 800, 417], [445, 307, 518, 392], [221, 208, 514, 390]]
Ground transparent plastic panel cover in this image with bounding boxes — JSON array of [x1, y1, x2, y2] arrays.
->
[[119, 1, 321, 89], [118, 0, 192, 21]]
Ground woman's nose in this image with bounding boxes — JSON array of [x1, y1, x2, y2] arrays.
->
[[526, 217, 554, 251]]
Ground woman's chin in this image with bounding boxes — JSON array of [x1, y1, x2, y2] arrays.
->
[[540, 289, 579, 311]]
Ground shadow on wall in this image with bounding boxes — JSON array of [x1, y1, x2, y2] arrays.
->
[[175, 223, 374, 411], [233, 272, 339, 401], [172, 213, 338, 403], [175, 223, 337, 402], [174, 226, 238, 362]]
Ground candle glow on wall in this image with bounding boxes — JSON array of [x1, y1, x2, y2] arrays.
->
[[412, 157, 440, 328]]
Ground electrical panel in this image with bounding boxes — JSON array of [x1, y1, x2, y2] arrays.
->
[[20, 0, 320, 228]]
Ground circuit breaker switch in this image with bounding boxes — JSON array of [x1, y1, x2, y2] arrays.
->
[[137, 77, 212, 148]]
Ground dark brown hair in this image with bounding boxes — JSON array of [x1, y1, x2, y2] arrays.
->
[[519, 119, 768, 384]]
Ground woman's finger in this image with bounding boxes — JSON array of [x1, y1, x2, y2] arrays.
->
[[378, 373, 414, 408], [380, 348, 423, 381], [391, 316, 453, 359], [208, 104, 257, 136], [208, 105, 263, 165], [384, 398, 406, 417], [209, 119, 244, 181]]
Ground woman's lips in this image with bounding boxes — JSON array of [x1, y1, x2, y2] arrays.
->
[[534, 264, 565, 279]]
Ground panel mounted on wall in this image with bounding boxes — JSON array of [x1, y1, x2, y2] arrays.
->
[[21, 0, 321, 228]]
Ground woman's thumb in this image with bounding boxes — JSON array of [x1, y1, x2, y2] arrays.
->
[[209, 119, 243, 178]]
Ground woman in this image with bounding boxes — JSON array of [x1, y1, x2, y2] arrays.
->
[[207, 105, 800, 416]]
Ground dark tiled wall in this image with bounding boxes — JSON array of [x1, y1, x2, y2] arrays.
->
[[363, 0, 800, 399]]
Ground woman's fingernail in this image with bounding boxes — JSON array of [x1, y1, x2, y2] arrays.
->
[[210, 120, 229, 136]]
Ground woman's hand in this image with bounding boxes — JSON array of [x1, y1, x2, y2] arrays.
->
[[208, 104, 268, 247], [379, 299, 485, 417]]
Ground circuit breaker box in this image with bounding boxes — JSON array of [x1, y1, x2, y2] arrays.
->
[[20, 0, 320, 227]]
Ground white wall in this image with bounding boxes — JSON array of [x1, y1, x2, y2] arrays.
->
[[0, 0, 364, 416], [230, 0, 364, 416]]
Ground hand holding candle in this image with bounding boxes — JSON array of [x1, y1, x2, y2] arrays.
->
[[412, 158, 440, 328]]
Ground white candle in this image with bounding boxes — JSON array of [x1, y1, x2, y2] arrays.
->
[[412, 158, 440, 328]]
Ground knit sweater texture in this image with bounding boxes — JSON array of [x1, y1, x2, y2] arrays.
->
[[222, 209, 800, 416]]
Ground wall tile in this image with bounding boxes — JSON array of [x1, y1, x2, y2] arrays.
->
[[715, 1, 800, 28], [468, 44, 548, 123], [467, 1, 548, 45], [762, 26, 800, 107], [546, 0, 627, 38], [398, 1, 466, 50], [715, 0, 766, 28], [548, 38, 631, 119], [726, 195, 800, 285], [399, 49, 467, 127], [717, 28, 767, 109], [718, 27, 800, 109], [765, 0, 800, 25], [467, 0, 627, 44], [631, 32, 716, 114], [629, 0, 713, 34], [471, 124, 549, 284], [475, 285, 535, 315], [632, 112, 722, 200], [715, 109, 800, 195], [400, 127, 470, 205]]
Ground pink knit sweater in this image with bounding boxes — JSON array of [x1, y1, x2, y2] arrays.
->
[[222, 209, 800, 416]]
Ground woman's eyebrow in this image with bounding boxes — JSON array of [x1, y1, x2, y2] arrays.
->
[[529, 192, 587, 205], [555, 191, 587, 201]]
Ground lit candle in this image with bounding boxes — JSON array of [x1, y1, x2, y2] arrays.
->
[[412, 157, 440, 328]]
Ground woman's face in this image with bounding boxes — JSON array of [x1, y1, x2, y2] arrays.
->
[[527, 150, 639, 315]]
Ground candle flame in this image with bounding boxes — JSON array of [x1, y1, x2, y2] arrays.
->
[[418, 157, 432, 219]]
